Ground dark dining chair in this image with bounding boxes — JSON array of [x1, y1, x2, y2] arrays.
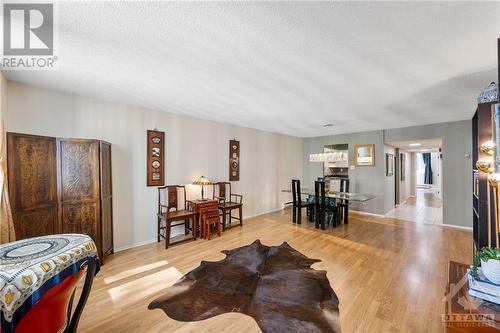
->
[[212, 182, 243, 230], [292, 179, 313, 224], [157, 185, 197, 249], [315, 181, 337, 229], [337, 178, 350, 225]]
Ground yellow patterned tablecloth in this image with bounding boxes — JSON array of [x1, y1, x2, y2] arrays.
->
[[0, 234, 98, 332]]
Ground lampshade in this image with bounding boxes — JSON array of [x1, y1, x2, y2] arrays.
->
[[192, 176, 212, 185]]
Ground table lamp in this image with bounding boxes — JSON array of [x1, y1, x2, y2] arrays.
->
[[193, 176, 212, 201]]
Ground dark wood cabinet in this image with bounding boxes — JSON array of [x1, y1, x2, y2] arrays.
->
[[7, 133, 58, 240], [7, 133, 113, 263], [472, 39, 500, 251], [472, 102, 497, 250], [99, 141, 113, 259]]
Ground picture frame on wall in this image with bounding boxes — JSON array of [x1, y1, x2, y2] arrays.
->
[[147, 130, 165, 186], [386, 153, 394, 176], [229, 139, 240, 181], [400, 153, 406, 181], [355, 144, 375, 166]]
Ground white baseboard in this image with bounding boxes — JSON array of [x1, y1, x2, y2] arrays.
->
[[114, 238, 157, 252], [441, 223, 473, 232], [114, 207, 284, 253], [350, 209, 386, 218], [244, 207, 284, 220]]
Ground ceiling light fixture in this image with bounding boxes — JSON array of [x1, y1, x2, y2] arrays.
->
[[309, 124, 348, 163], [409, 143, 421, 147]]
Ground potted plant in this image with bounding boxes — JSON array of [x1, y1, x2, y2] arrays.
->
[[472, 247, 500, 284]]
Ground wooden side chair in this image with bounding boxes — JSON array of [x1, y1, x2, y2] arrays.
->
[[292, 179, 314, 224], [157, 185, 197, 249], [212, 182, 243, 231], [198, 202, 222, 240]]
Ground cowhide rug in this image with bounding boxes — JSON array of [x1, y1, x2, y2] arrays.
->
[[148, 240, 341, 333]]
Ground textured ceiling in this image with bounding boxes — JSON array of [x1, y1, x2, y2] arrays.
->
[[3, 1, 500, 137]]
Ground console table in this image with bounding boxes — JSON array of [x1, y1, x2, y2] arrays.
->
[[0, 234, 99, 333]]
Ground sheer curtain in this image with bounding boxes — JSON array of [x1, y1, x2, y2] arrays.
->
[[0, 76, 15, 243]]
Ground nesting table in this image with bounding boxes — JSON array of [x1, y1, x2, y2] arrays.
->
[[188, 199, 218, 235]]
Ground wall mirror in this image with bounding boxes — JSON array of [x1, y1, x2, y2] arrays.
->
[[354, 144, 375, 166]]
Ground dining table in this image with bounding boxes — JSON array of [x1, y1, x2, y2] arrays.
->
[[281, 188, 375, 202], [281, 188, 375, 227]]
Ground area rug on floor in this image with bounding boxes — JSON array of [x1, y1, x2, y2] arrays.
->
[[148, 240, 341, 333]]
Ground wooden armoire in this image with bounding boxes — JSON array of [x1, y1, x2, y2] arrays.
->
[[7, 133, 113, 263]]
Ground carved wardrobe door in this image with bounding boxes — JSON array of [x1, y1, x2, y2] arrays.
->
[[100, 141, 113, 260], [57, 139, 101, 253], [7, 133, 58, 239], [7, 134, 113, 263]]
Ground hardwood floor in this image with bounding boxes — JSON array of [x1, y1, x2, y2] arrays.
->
[[406, 188, 443, 208], [77, 209, 472, 333], [386, 189, 443, 225]]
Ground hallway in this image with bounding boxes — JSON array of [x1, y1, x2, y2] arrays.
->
[[385, 188, 442, 225]]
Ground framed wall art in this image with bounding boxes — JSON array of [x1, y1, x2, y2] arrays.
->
[[354, 144, 375, 166], [400, 153, 406, 181], [386, 153, 394, 176], [147, 130, 165, 186], [229, 139, 240, 181]]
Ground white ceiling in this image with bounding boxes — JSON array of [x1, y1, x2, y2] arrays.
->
[[3, 1, 500, 137]]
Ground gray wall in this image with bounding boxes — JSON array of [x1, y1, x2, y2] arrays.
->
[[410, 152, 416, 196], [399, 151, 413, 203], [302, 120, 472, 228], [303, 130, 391, 215], [384, 145, 396, 212], [384, 120, 472, 228], [5, 81, 304, 251]]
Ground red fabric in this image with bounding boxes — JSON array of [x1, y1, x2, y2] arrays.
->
[[15, 270, 85, 333]]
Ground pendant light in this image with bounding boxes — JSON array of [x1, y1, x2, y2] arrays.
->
[[309, 124, 348, 163]]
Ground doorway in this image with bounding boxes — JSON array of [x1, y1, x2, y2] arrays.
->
[[385, 139, 443, 225]]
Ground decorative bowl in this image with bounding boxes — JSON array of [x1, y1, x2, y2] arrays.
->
[[481, 258, 500, 284]]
